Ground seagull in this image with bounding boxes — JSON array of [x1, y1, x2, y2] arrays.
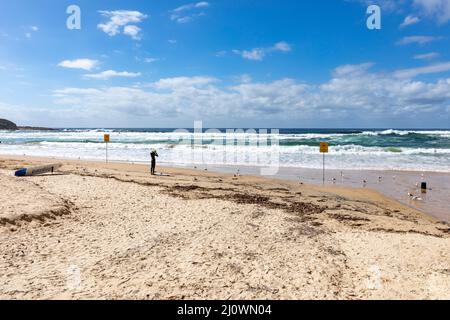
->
[[408, 193, 423, 201]]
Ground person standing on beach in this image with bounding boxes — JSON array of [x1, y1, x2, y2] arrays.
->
[[150, 149, 159, 175]]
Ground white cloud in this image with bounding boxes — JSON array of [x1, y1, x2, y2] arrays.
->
[[414, 0, 450, 24], [52, 65, 450, 124], [53, 88, 103, 97], [320, 64, 450, 115], [400, 15, 421, 28], [144, 58, 160, 63], [332, 62, 374, 77], [215, 51, 227, 58], [394, 61, 450, 78], [84, 70, 142, 80], [0, 102, 37, 124], [58, 59, 99, 71], [172, 16, 192, 24], [152, 76, 217, 89], [233, 42, 292, 61], [24, 25, 39, 38], [171, 12, 206, 24], [195, 2, 210, 8], [273, 41, 292, 52], [396, 35, 443, 45], [170, 2, 209, 23], [173, 2, 210, 13], [237, 74, 253, 84], [123, 25, 142, 40], [414, 52, 440, 60], [98, 10, 147, 40], [233, 48, 266, 61], [0, 100, 84, 127]]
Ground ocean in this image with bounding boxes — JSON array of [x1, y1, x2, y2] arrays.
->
[[1, 128, 450, 172]]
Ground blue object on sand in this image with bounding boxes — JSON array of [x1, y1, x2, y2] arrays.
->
[[15, 168, 28, 177], [14, 164, 62, 177]]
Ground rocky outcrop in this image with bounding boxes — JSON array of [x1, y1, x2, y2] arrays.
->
[[18, 126, 57, 131], [0, 118, 55, 131], [0, 119, 18, 130]]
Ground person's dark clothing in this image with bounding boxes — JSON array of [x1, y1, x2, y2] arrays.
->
[[151, 151, 158, 175]]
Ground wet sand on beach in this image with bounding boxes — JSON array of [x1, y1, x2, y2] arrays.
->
[[185, 164, 450, 223]]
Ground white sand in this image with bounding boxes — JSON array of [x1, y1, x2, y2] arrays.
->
[[0, 156, 449, 300]]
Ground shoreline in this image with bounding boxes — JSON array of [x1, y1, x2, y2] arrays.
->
[[1, 154, 448, 223]]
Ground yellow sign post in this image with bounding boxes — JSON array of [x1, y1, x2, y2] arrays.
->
[[104, 134, 110, 163], [320, 142, 329, 184]]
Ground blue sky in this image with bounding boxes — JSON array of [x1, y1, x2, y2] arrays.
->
[[1, 0, 450, 128]]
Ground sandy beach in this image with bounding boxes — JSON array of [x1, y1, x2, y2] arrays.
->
[[0, 155, 449, 300]]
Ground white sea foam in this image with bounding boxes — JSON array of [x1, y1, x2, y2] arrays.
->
[[1, 129, 450, 172]]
